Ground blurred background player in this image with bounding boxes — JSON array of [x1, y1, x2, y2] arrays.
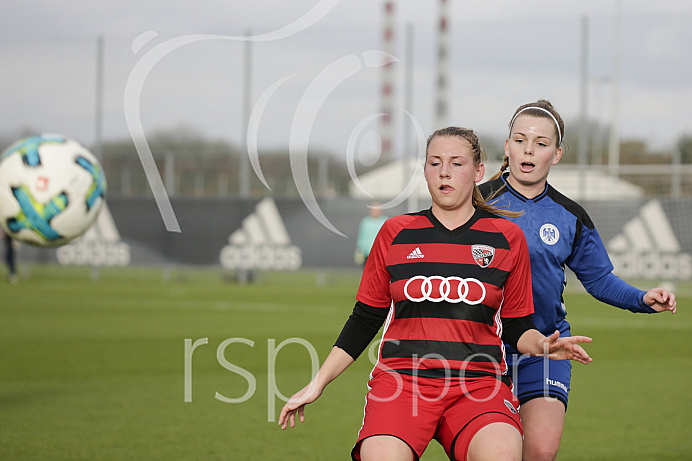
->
[[354, 201, 387, 267], [480, 99, 677, 461], [2, 229, 18, 284], [280, 126, 593, 461]]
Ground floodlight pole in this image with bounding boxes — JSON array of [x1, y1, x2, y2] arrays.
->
[[608, 0, 622, 179], [404, 23, 418, 213], [434, 0, 450, 130], [94, 35, 104, 161], [672, 141, 681, 197], [92, 35, 105, 282], [577, 16, 589, 201], [240, 31, 252, 198]]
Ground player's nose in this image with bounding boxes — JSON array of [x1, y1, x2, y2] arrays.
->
[[439, 163, 451, 178]]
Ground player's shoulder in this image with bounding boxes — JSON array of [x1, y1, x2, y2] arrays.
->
[[475, 209, 526, 241], [379, 210, 430, 235], [544, 184, 595, 229], [478, 176, 506, 199]]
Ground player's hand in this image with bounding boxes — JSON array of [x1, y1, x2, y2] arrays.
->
[[543, 331, 593, 365], [644, 288, 677, 314], [278, 380, 323, 430]]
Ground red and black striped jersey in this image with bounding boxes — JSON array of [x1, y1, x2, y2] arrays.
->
[[356, 208, 534, 380]]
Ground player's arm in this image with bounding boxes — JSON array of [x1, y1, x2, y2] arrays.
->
[[278, 301, 388, 430], [569, 224, 676, 314], [502, 316, 592, 365], [278, 346, 354, 430], [500, 221, 591, 364], [517, 329, 592, 365]]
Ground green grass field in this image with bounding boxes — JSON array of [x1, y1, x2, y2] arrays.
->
[[1, 265, 690, 460]]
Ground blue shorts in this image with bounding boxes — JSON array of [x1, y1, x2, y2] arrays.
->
[[505, 347, 572, 409]]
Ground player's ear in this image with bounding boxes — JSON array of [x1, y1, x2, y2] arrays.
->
[[552, 146, 563, 165], [475, 162, 485, 183]]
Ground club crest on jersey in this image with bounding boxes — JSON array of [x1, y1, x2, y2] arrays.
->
[[540, 223, 560, 245], [471, 244, 495, 268]]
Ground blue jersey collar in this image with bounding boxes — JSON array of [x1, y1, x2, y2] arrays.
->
[[500, 172, 550, 202]]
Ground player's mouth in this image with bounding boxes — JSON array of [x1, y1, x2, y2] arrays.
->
[[520, 161, 535, 173], [439, 184, 454, 193]]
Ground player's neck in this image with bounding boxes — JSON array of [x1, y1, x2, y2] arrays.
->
[[431, 204, 475, 230], [506, 174, 546, 200]]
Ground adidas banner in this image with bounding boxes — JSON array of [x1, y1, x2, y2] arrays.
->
[[18, 197, 692, 279]]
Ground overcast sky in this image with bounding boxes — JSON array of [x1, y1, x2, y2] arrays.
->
[[1, 0, 691, 161]]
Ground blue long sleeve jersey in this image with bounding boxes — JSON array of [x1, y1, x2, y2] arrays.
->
[[479, 174, 655, 335]]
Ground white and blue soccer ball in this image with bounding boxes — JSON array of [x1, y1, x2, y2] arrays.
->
[[0, 134, 106, 247]]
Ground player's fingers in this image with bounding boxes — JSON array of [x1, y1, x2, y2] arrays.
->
[[544, 330, 560, 349], [572, 345, 592, 364], [574, 356, 591, 365], [656, 288, 668, 303], [282, 409, 294, 429], [298, 406, 305, 424], [570, 335, 592, 344], [278, 406, 288, 428]]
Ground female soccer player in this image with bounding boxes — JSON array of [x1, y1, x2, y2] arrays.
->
[[279, 126, 593, 461], [479, 100, 677, 461]]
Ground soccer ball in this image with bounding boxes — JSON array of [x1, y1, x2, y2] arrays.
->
[[0, 134, 106, 247]]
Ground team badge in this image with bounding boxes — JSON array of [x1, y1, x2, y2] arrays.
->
[[471, 244, 495, 268], [540, 224, 560, 245]]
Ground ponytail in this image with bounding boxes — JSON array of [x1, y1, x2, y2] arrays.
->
[[478, 156, 519, 217], [489, 156, 509, 181]]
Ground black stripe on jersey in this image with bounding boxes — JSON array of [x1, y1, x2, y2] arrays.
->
[[388, 261, 510, 288], [394, 368, 512, 386], [544, 184, 594, 251], [391, 226, 512, 250], [393, 300, 497, 325], [545, 185, 594, 229], [381, 339, 503, 364]]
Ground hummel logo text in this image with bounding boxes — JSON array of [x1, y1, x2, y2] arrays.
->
[[407, 247, 424, 259]]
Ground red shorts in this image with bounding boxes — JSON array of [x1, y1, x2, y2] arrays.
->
[[352, 372, 522, 461]]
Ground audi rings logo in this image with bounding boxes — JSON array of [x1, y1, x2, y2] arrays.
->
[[403, 276, 486, 305]]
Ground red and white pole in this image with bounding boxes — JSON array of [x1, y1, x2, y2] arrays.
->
[[380, 1, 395, 161], [435, 0, 450, 129]]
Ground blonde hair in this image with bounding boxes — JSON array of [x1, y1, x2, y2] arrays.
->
[[426, 127, 521, 218]]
